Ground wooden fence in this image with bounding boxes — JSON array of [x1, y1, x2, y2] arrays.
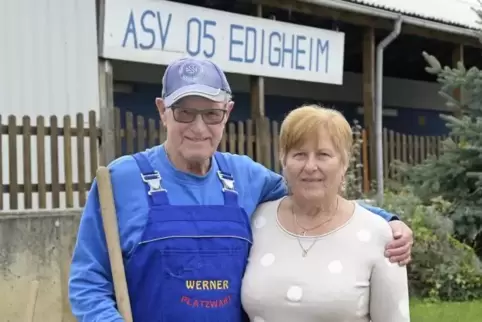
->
[[380, 129, 447, 180], [0, 113, 99, 210], [1, 108, 447, 210]]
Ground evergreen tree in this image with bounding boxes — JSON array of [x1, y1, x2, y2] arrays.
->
[[401, 45, 482, 255]]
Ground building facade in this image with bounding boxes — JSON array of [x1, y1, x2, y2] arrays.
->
[[0, 0, 481, 210]]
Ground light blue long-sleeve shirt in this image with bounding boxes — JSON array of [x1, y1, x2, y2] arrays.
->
[[68, 145, 395, 321]]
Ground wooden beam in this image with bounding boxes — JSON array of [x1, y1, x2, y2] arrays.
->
[[248, 4, 268, 165], [249, 3, 266, 121], [250, 77, 265, 119], [362, 28, 376, 183], [452, 43, 465, 67], [252, 0, 481, 48]]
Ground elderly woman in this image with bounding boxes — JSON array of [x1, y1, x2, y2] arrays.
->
[[241, 105, 410, 322]]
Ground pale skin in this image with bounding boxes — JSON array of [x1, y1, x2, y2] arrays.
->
[[155, 96, 413, 265], [278, 136, 355, 237], [155, 96, 234, 175]]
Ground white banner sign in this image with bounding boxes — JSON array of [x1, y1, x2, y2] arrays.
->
[[102, 0, 346, 85]]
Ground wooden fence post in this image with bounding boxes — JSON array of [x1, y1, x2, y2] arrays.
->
[[362, 129, 370, 194]]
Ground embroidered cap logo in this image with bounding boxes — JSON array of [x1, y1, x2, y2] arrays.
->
[[179, 61, 204, 83]]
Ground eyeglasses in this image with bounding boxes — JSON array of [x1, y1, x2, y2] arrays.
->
[[171, 106, 227, 125]]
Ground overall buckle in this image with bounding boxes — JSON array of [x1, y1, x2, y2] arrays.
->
[[141, 171, 166, 195], [217, 171, 237, 194]]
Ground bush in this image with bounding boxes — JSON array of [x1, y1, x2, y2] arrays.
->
[[344, 119, 364, 200], [344, 119, 482, 301], [379, 188, 482, 301]]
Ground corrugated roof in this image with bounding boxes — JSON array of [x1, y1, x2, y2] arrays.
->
[[345, 0, 481, 29]]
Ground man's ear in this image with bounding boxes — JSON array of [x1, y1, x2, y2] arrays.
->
[[155, 98, 168, 127], [224, 101, 234, 121]]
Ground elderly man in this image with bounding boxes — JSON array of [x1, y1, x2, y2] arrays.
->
[[68, 57, 413, 322]]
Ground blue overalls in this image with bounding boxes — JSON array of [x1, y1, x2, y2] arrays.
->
[[125, 152, 253, 322]]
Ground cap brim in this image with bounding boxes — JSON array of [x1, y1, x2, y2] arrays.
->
[[164, 84, 230, 107]]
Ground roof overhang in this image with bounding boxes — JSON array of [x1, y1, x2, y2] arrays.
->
[[300, 0, 480, 38]]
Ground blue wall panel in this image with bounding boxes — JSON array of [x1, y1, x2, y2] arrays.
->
[[113, 82, 451, 137]]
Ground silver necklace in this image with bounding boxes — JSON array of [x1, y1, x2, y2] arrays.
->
[[292, 198, 339, 257]]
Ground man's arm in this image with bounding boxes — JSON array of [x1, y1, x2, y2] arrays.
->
[[358, 203, 399, 221], [253, 166, 400, 221], [243, 157, 413, 265], [255, 168, 398, 221], [357, 202, 413, 265], [68, 179, 123, 322], [255, 167, 288, 204]]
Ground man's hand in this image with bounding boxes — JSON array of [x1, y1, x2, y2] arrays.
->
[[386, 221, 413, 266]]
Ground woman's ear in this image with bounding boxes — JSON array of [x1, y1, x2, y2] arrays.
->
[[343, 151, 350, 173], [279, 153, 286, 169]]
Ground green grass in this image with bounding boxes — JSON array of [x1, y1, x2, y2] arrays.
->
[[410, 299, 482, 322]]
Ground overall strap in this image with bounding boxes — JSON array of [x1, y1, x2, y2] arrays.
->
[[132, 153, 169, 206], [214, 152, 238, 206]]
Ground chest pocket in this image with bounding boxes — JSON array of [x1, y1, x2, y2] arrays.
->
[[140, 205, 252, 322]]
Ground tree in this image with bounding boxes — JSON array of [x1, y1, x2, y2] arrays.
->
[[399, 43, 482, 255]]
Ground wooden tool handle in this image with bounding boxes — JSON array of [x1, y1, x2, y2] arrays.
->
[[96, 166, 133, 322]]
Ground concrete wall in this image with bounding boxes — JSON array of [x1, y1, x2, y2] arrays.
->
[[0, 209, 81, 322]]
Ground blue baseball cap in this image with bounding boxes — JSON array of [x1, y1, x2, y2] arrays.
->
[[161, 57, 232, 107]]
